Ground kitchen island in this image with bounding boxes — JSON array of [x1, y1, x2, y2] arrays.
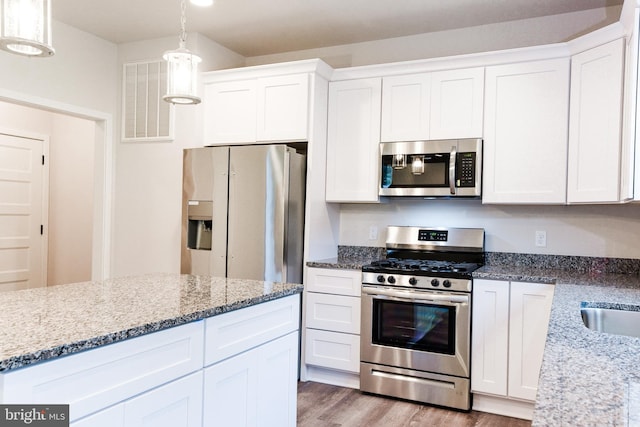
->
[[476, 263, 640, 427], [0, 273, 303, 426]]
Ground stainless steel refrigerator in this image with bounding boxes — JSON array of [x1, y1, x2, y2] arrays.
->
[[180, 144, 306, 283]]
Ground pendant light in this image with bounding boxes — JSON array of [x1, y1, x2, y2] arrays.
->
[[0, 0, 54, 57], [163, 0, 202, 105]]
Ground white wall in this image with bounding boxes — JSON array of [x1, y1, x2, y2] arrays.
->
[[0, 20, 117, 114], [246, 6, 622, 67], [0, 20, 118, 282], [112, 34, 244, 277], [0, 101, 95, 285], [339, 201, 640, 259], [48, 114, 95, 285]]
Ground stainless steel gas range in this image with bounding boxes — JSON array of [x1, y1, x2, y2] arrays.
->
[[360, 226, 485, 411]]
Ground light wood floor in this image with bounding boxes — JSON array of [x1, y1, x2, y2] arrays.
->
[[297, 381, 532, 427]]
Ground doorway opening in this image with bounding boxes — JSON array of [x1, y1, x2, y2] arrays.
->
[[0, 94, 113, 291]]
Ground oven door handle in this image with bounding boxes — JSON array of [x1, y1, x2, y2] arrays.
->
[[362, 285, 469, 305], [449, 145, 457, 195]]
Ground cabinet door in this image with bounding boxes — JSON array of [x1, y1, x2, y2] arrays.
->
[[508, 281, 554, 401], [257, 74, 309, 141], [568, 38, 625, 203], [204, 80, 257, 144], [471, 279, 510, 396], [71, 404, 124, 427], [430, 67, 484, 139], [124, 372, 203, 427], [380, 73, 430, 142], [203, 332, 299, 427], [256, 332, 299, 427], [204, 346, 258, 427], [326, 78, 382, 202], [483, 58, 570, 204]]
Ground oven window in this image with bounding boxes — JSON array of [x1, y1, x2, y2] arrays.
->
[[372, 299, 456, 355]]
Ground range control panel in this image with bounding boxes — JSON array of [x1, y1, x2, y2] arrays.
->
[[418, 229, 448, 242]]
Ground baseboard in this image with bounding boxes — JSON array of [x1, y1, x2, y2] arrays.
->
[[472, 393, 534, 420], [302, 365, 360, 389]]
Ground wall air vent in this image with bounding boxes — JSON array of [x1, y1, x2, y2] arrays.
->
[[122, 60, 174, 142]]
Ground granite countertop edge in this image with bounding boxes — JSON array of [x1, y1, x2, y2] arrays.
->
[[0, 274, 303, 373]]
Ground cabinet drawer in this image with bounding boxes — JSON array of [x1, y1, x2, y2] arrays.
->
[[204, 294, 300, 366], [306, 292, 360, 334], [1, 321, 204, 422], [306, 268, 361, 297], [305, 329, 360, 373]]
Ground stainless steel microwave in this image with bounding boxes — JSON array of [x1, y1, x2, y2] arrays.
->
[[380, 139, 482, 197]]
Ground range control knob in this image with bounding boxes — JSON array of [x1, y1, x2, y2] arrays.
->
[[443, 279, 452, 288], [431, 279, 440, 287], [377, 275, 385, 283], [388, 276, 396, 284], [408, 277, 418, 286]]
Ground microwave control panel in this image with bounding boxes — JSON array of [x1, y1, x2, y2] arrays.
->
[[456, 152, 476, 187]]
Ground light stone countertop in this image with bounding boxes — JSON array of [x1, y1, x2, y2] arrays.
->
[[0, 273, 303, 372], [477, 265, 640, 427]]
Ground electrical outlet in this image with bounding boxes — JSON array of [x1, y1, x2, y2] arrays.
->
[[535, 230, 547, 247], [369, 226, 378, 240]]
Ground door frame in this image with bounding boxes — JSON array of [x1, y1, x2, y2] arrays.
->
[[0, 88, 114, 282]]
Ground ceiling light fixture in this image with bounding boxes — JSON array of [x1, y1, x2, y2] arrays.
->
[[163, 0, 202, 105], [0, 0, 54, 57]]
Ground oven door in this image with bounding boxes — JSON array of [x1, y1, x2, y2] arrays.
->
[[361, 285, 470, 378]]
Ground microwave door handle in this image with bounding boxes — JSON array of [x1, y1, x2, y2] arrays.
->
[[449, 146, 457, 195]]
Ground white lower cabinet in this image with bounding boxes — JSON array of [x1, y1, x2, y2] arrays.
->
[[302, 268, 361, 388], [5, 295, 301, 427], [471, 279, 554, 420], [203, 331, 299, 427]]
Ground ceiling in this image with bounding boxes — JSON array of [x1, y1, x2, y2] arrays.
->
[[52, 0, 624, 58]]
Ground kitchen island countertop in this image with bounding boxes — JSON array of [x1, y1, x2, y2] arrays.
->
[[0, 273, 303, 372], [476, 265, 640, 427]]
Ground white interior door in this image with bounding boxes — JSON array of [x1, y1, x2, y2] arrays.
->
[[0, 132, 47, 290]]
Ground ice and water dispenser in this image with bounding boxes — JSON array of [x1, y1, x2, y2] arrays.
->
[[187, 200, 213, 251]]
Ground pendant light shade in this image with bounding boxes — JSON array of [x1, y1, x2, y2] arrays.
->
[[163, 45, 202, 104], [0, 0, 54, 57], [163, 0, 201, 105]]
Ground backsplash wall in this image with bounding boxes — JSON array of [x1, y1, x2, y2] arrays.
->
[[338, 200, 640, 259]]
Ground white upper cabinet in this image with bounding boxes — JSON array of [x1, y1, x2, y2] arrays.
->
[[204, 80, 257, 144], [430, 67, 484, 139], [257, 74, 309, 141], [568, 38, 626, 203], [203, 73, 309, 145], [380, 67, 484, 142], [380, 73, 431, 141], [325, 78, 382, 203], [483, 58, 570, 204]]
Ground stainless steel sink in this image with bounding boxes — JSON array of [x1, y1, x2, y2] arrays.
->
[[581, 304, 640, 339]]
